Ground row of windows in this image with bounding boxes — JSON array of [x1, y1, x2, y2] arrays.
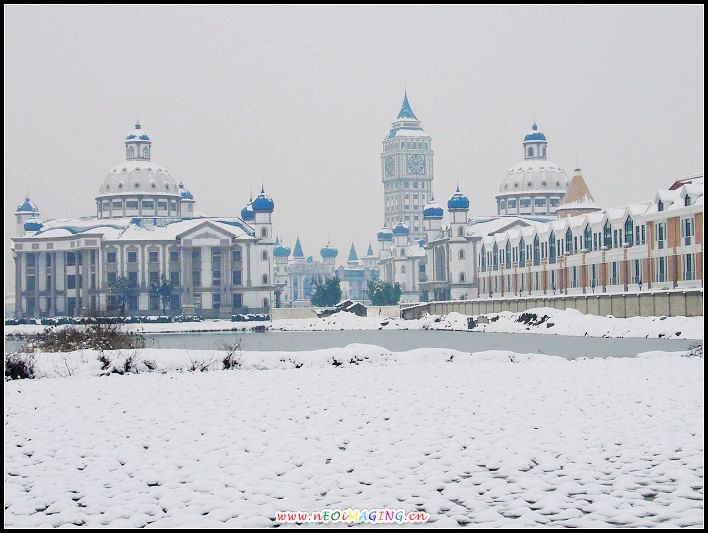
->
[[100, 199, 178, 213], [383, 141, 430, 152], [384, 181, 430, 191], [103, 248, 255, 265], [127, 146, 150, 159]]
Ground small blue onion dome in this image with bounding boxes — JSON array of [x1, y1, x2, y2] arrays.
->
[[447, 187, 470, 211], [274, 241, 291, 258], [422, 200, 444, 219], [392, 222, 410, 236], [251, 187, 275, 213], [523, 122, 547, 142], [16, 196, 38, 214], [126, 122, 151, 142], [418, 239, 426, 247], [240, 201, 255, 221], [376, 227, 393, 241], [23, 218, 43, 232], [178, 181, 194, 200], [320, 243, 338, 258]]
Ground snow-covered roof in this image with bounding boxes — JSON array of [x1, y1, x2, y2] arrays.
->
[[498, 159, 569, 195], [98, 160, 179, 199]]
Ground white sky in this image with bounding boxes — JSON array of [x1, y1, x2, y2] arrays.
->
[[4, 5, 704, 291]]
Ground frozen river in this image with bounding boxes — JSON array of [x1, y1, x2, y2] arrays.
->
[[94, 330, 700, 359]]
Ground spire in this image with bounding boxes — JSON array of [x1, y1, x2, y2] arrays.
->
[[396, 91, 418, 120], [347, 243, 359, 263], [366, 243, 374, 257], [293, 237, 304, 258]]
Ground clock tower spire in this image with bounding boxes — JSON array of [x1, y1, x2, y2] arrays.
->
[[380, 91, 434, 242]]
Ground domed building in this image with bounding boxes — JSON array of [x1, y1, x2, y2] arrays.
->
[[12, 121, 278, 318], [495, 122, 569, 216], [96, 122, 183, 219]]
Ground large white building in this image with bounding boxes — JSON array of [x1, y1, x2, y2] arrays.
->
[[12, 122, 277, 318], [381, 92, 434, 241]]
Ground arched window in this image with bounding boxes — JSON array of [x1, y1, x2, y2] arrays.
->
[[624, 216, 634, 247], [584, 225, 592, 250], [143, 147, 149, 159], [565, 228, 573, 254], [261, 227, 268, 237], [548, 231, 556, 264], [128, 146, 135, 158], [459, 272, 466, 282], [505, 241, 512, 268], [492, 242, 499, 270], [541, 146, 546, 158], [603, 220, 612, 248], [519, 238, 526, 265], [458, 249, 465, 260], [480, 245, 487, 270], [657, 200, 664, 212], [457, 226, 465, 237], [533, 235, 540, 265], [528, 146, 534, 158]]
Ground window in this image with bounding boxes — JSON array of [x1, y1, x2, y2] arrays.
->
[[192, 248, 201, 262], [624, 217, 634, 247], [107, 272, 117, 286], [149, 271, 159, 285], [149, 251, 159, 263], [66, 252, 76, 266], [107, 251, 117, 264], [611, 262, 620, 285], [169, 271, 180, 286], [212, 269, 221, 287], [149, 294, 159, 311], [590, 264, 598, 289], [656, 257, 667, 282], [261, 227, 268, 238], [505, 241, 512, 268], [192, 270, 201, 287], [682, 217, 695, 245], [458, 249, 465, 260], [518, 238, 525, 265], [142, 200, 154, 211], [143, 147, 149, 159], [193, 293, 202, 310], [632, 259, 642, 285], [684, 254, 695, 280], [527, 147, 534, 158], [26, 274, 36, 291], [232, 270, 242, 285], [571, 266, 579, 288], [67, 275, 76, 289], [127, 251, 138, 263], [169, 250, 180, 263], [457, 226, 464, 237], [657, 200, 664, 212], [565, 228, 573, 254], [126, 200, 139, 210], [262, 297, 269, 309], [401, 265, 406, 274], [128, 271, 138, 288], [493, 242, 499, 270], [262, 250, 268, 261], [655, 222, 667, 249], [128, 146, 135, 158], [213, 293, 221, 310], [232, 249, 242, 262], [603, 221, 612, 248], [459, 272, 466, 282], [157, 201, 168, 211], [583, 226, 592, 251], [232, 293, 243, 309], [533, 236, 540, 266], [262, 273, 269, 284]]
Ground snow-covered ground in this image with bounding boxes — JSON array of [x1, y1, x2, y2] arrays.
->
[[4, 345, 704, 527], [4, 307, 704, 339]]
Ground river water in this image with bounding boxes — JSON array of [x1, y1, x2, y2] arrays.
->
[[19, 329, 692, 359]]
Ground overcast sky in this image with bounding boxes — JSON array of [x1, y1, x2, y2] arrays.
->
[[4, 5, 703, 290]]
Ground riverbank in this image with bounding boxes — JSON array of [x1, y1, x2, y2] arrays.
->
[[5, 307, 704, 339]]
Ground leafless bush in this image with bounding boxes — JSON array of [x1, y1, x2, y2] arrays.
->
[[186, 352, 217, 372], [32, 323, 146, 352], [5, 353, 36, 380], [218, 338, 242, 370], [684, 343, 703, 358]]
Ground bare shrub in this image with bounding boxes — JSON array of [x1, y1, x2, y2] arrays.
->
[[33, 323, 146, 352], [5, 353, 36, 380], [186, 352, 216, 372], [218, 338, 242, 370], [684, 343, 703, 358]]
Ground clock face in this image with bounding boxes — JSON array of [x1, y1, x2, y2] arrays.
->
[[407, 154, 425, 174], [385, 156, 395, 176]]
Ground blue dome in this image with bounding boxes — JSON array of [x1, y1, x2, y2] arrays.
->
[[16, 197, 38, 214], [178, 182, 194, 200], [252, 189, 274, 213], [377, 227, 393, 241], [320, 244, 338, 258], [241, 202, 255, 221], [448, 188, 470, 211], [422, 201, 444, 219], [274, 243, 291, 258], [523, 123, 547, 143], [23, 218, 43, 232], [392, 222, 410, 236], [126, 122, 151, 142]]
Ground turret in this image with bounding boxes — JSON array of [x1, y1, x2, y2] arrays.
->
[[251, 186, 275, 241], [15, 196, 39, 236], [376, 225, 393, 259], [422, 198, 444, 243]]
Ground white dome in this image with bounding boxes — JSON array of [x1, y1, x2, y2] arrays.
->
[[498, 159, 569, 195], [97, 160, 180, 198]]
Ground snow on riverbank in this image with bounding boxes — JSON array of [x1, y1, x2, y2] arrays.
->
[[4, 347, 703, 527], [5, 307, 703, 339]]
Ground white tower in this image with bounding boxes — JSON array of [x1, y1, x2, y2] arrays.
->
[[381, 92, 434, 241], [125, 121, 152, 161], [422, 199, 444, 243], [251, 187, 275, 242]]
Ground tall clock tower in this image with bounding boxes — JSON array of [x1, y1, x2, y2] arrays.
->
[[381, 92, 434, 241]]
